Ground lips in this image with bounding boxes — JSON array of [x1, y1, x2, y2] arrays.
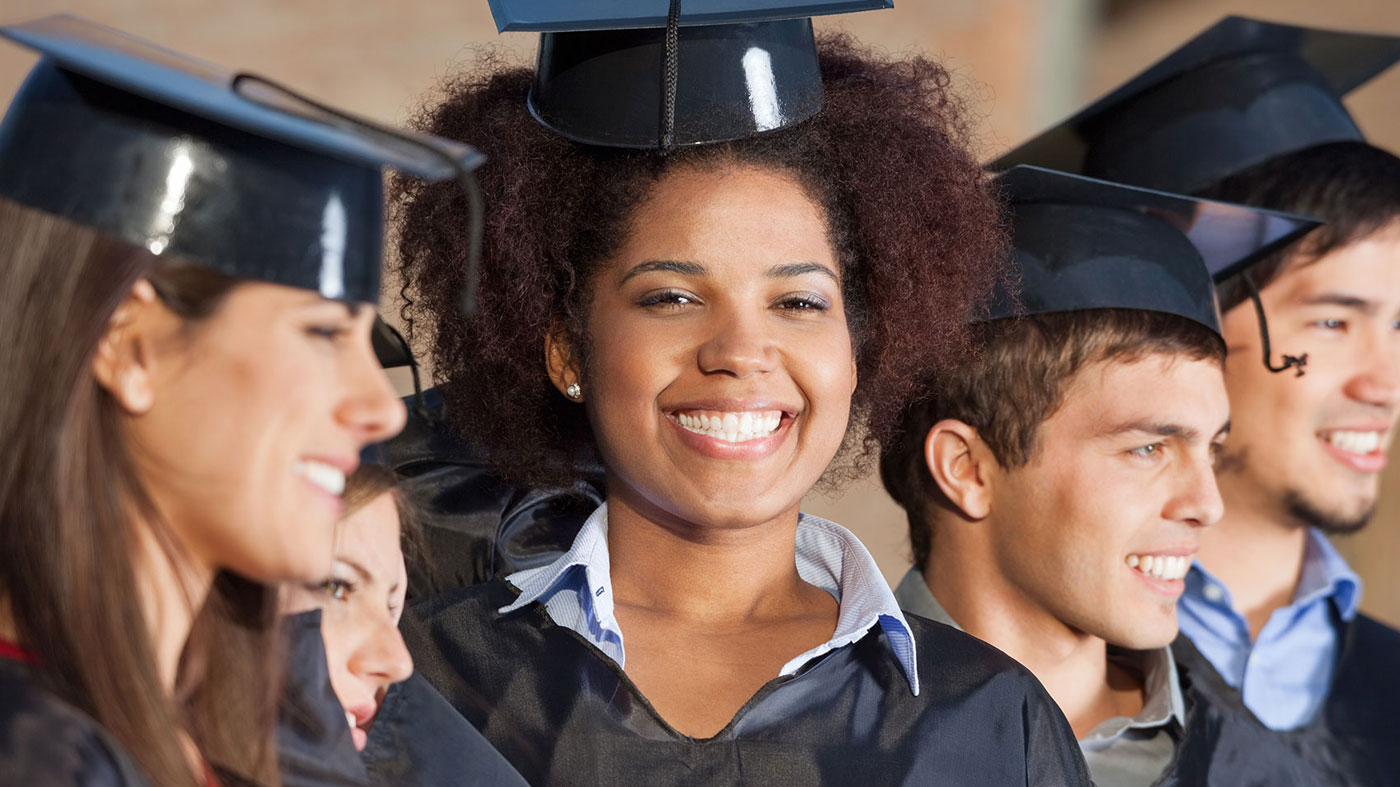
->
[[346, 702, 377, 751], [664, 401, 798, 460], [1125, 549, 1195, 598], [675, 409, 783, 442], [1317, 427, 1390, 473]]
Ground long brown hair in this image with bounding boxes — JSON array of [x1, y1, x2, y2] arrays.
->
[[340, 464, 433, 593], [0, 198, 282, 785]]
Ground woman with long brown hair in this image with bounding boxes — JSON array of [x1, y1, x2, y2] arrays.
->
[[0, 16, 479, 786]]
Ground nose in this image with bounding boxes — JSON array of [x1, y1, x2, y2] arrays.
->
[[339, 331, 408, 444], [1164, 451, 1225, 530], [349, 616, 414, 689], [1344, 329, 1400, 409], [696, 309, 778, 378]]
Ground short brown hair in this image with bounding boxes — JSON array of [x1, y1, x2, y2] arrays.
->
[[880, 309, 1225, 570]]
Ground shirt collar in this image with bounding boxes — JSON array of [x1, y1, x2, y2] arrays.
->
[[1082, 646, 1186, 744], [1297, 527, 1361, 621], [894, 568, 1186, 739], [501, 503, 921, 696], [894, 567, 959, 629], [1185, 527, 1361, 622]]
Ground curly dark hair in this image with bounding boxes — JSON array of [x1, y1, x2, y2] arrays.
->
[[392, 34, 1007, 489]]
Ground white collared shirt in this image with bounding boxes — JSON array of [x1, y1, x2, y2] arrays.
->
[[501, 502, 921, 695]]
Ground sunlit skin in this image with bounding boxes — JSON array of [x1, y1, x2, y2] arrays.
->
[[924, 354, 1228, 737], [545, 164, 856, 737], [282, 492, 413, 752], [1205, 222, 1400, 637], [91, 280, 406, 691]]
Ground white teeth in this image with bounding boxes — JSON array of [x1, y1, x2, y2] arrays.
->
[[295, 459, 346, 496], [1321, 430, 1383, 455], [1126, 553, 1190, 581], [675, 409, 783, 443]]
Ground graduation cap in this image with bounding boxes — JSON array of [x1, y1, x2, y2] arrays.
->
[[488, 0, 893, 149], [0, 15, 486, 309], [988, 166, 1320, 342], [989, 16, 1400, 196]]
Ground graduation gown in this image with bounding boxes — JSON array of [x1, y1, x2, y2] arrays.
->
[[0, 655, 152, 787], [368, 579, 1092, 787], [276, 611, 370, 787], [278, 605, 528, 787], [1160, 614, 1400, 786], [383, 387, 599, 597]]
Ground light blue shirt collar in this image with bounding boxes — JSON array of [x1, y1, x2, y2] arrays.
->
[[501, 502, 921, 695], [1179, 526, 1362, 730], [1187, 527, 1361, 622]]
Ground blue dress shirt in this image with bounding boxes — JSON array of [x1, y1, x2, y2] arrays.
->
[[1177, 527, 1361, 730], [500, 502, 922, 695]]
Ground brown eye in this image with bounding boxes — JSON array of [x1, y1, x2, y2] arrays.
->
[[321, 578, 354, 601]]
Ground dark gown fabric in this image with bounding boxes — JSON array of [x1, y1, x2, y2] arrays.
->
[[383, 387, 600, 597], [1160, 613, 1400, 787], [363, 673, 532, 787], [276, 610, 370, 787], [0, 657, 152, 787], [366, 580, 1092, 787]]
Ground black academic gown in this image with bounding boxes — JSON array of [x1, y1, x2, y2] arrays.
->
[[0, 656, 152, 787], [384, 387, 599, 597], [278, 606, 528, 787], [1160, 613, 1400, 787], [366, 579, 1092, 787], [277, 611, 370, 787]]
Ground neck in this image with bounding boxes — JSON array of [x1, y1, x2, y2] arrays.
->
[[605, 492, 816, 624], [926, 538, 1137, 739], [1198, 479, 1308, 639], [134, 521, 215, 693]]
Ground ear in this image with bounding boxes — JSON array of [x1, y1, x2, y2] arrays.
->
[[91, 279, 161, 415], [924, 419, 993, 520], [544, 322, 583, 400]]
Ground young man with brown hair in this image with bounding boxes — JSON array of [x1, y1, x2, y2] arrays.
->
[[994, 20, 1400, 779], [882, 165, 1319, 785]]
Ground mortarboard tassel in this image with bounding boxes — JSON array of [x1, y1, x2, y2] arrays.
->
[[1242, 269, 1308, 377]]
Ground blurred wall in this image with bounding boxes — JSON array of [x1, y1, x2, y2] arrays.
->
[[2, 1, 1397, 624]]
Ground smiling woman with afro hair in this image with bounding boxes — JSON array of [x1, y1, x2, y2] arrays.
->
[[365, 29, 1091, 787], [393, 34, 1007, 490]]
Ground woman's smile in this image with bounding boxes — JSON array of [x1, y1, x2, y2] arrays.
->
[[666, 404, 798, 460]]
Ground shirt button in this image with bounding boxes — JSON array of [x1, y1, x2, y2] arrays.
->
[[1203, 584, 1225, 603]]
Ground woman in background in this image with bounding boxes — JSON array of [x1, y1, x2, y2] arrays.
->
[[283, 464, 420, 754]]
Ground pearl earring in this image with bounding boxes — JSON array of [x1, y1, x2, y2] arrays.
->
[[566, 382, 582, 401]]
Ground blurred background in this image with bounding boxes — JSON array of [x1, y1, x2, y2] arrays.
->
[[2, 1, 1398, 625]]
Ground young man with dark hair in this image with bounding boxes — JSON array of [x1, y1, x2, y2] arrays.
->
[[882, 165, 1319, 786], [991, 15, 1400, 772], [993, 21, 1400, 773]]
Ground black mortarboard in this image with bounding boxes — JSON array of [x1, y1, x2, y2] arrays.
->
[[488, 0, 892, 149], [988, 166, 1320, 336], [0, 15, 485, 306], [989, 16, 1400, 196]]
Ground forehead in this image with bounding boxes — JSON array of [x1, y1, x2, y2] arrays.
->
[[1268, 223, 1400, 306], [1049, 354, 1228, 435], [615, 164, 836, 272], [334, 492, 404, 577]]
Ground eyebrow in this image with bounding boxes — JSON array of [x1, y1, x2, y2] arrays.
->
[[618, 260, 838, 285], [620, 260, 705, 284], [338, 557, 373, 583], [1297, 293, 1375, 313], [1107, 419, 1230, 444]]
